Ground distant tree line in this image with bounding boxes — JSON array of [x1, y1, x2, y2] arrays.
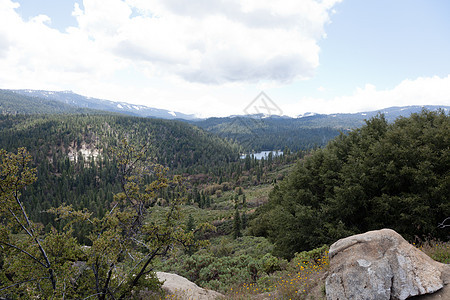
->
[[192, 116, 343, 151]]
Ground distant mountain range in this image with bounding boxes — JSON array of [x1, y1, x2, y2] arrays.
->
[[9, 89, 198, 120], [196, 105, 449, 129], [189, 105, 449, 151], [1, 88, 449, 151], [290, 105, 450, 129], [0, 89, 95, 115], [1, 88, 448, 128]]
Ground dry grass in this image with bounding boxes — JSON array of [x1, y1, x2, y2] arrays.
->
[[415, 239, 450, 264]]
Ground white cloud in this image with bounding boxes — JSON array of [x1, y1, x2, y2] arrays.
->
[[117, 0, 340, 83], [5, 0, 447, 119], [0, 0, 342, 89], [288, 75, 450, 116], [0, 0, 123, 90]]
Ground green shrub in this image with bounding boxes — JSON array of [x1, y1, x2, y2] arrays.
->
[[260, 253, 287, 275], [292, 244, 329, 267]]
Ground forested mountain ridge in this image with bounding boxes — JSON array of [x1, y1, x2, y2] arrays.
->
[[10, 89, 198, 120], [191, 116, 343, 151], [0, 114, 241, 235], [294, 105, 450, 128], [0, 89, 99, 115], [190, 105, 449, 151], [0, 114, 240, 172], [0, 89, 341, 151], [3, 88, 448, 152], [4, 88, 448, 128]]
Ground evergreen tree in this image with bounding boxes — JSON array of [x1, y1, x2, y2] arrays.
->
[[241, 193, 247, 229], [250, 110, 450, 258], [233, 208, 242, 239], [241, 212, 247, 230], [186, 214, 195, 232]]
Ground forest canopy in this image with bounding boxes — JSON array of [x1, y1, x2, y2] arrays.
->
[[250, 110, 450, 258]]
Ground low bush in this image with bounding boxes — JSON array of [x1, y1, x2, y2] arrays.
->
[[416, 239, 450, 264]]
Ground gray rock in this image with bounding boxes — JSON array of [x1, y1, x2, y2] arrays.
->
[[325, 229, 449, 300], [156, 271, 224, 300]]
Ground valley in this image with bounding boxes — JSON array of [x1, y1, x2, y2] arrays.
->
[[0, 92, 449, 299]]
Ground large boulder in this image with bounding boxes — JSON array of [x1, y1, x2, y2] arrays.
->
[[325, 229, 450, 300], [156, 272, 224, 300]]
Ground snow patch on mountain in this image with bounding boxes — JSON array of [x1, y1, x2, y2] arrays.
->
[[297, 112, 317, 118]]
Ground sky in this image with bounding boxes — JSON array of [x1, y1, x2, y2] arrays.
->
[[0, 0, 449, 117]]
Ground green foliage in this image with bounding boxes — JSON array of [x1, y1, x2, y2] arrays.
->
[[0, 148, 77, 298], [155, 236, 274, 292], [292, 245, 329, 267], [260, 253, 286, 275], [156, 252, 257, 293], [0, 142, 199, 299], [0, 114, 241, 237], [221, 244, 330, 299], [186, 214, 195, 232], [233, 208, 242, 239], [194, 116, 342, 151], [250, 110, 450, 258]]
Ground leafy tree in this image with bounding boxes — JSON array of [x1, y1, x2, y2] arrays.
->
[[0, 148, 73, 298], [0, 140, 196, 299]]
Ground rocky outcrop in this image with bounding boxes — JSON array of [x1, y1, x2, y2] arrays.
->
[[156, 272, 224, 300], [325, 229, 450, 300], [410, 264, 450, 299]]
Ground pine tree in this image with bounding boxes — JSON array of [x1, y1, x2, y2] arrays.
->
[[186, 214, 195, 232], [241, 212, 247, 230], [233, 208, 241, 239], [241, 193, 247, 230]]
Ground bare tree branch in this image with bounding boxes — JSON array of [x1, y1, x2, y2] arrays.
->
[[438, 217, 450, 228], [0, 241, 47, 268], [0, 277, 50, 292]]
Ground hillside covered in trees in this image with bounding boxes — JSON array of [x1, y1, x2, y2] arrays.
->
[[250, 110, 450, 258], [0, 114, 242, 238], [190, 105, 449, 152], [3, 88, 448, 153], [192, 116, 343, 151], [0, 89, 95, 115]]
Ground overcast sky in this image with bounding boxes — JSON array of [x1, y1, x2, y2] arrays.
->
[[1, 0, 449, 117]]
